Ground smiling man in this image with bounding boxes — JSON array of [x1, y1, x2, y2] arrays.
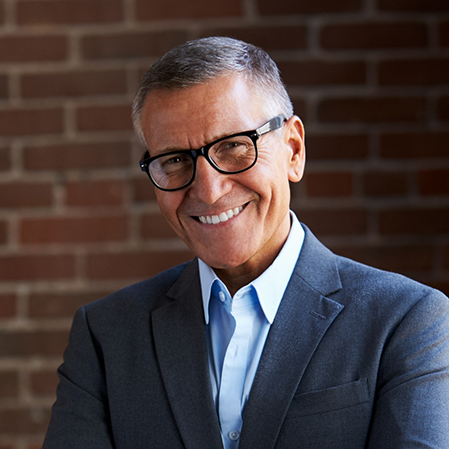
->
[[43, 37, 449, 449], [139, 74, 304, 295]]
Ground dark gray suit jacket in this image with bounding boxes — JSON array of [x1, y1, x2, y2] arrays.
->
[[43, 226, 449, 448]]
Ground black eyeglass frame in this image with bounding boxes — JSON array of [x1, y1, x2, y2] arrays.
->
[[139, 115, 286, 192]]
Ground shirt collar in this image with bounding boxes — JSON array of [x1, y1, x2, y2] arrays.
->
[[199, 211, 305, 324]]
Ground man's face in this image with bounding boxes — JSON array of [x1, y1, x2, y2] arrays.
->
[[140, 75, 305, 283]]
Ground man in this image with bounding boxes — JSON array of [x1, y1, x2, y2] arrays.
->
[[43, 37, 449, 448]]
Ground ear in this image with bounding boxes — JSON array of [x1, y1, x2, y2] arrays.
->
[[284, 115, 305, 183]]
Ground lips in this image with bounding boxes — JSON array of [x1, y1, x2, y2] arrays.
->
[[198, 206, 244, 225]]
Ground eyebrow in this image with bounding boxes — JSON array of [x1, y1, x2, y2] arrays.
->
[[150, 127, 253, 157]]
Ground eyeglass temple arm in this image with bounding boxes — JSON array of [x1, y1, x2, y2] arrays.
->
[[139, 150, 150, 171], [256, 115, 285, 137]]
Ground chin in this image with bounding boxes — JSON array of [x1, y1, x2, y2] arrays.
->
[[200, 252, 252, 270]]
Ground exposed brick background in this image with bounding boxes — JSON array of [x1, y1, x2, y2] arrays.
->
[[0, 0, 447, 446]]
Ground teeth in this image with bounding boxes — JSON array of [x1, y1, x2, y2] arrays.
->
[[199, 206, 243, 225]]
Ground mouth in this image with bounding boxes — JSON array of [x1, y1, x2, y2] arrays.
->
[[197, 205, 244, 225]]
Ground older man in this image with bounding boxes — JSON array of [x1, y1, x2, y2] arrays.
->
[[43, 37, 449, 449]]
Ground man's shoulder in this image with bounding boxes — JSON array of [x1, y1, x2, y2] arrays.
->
[[333, 252, 448, 317], [300, 223, 446, 307], [82, 259, 196, 320]]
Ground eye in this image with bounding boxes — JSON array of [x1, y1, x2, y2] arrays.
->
[[158, 153, 193, 174], [214, 138, 252, 154], [224, 141, 244, 148], [165, 155, 184, 165]]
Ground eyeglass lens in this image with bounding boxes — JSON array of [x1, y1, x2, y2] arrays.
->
[[149, 134, 256, 190]]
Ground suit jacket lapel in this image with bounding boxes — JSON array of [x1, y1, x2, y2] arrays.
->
[[152, 260, 223, 449], [239, 226, 345, 449]]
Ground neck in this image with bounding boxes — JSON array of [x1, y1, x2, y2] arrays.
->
[[213, 213, 292, 297]]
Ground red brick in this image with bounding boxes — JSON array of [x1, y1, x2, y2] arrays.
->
[[133, 177, 156, 202], [0, 254, 75, 281], [29, 291, 109, 318], [258, 0, 361, 15], [363, 171, 408, 196], [0, 147, 10, 170], [306, 134, 369, 160], [0, 294, 16, 318], [0, 407, 51, 434], [81, 30, 187, 60], [381, 132, 449, 159], [0, 35, 67, 62], [379, 208, 449, 234], [438, 96, 449, 121], [30, 370, 59, 396], [293, 208, 367, 235], [418, 169, 449, 195], [292, 98, 307, 121], [0, 330, 68, 357], [444, 246, 449, 269], [277, 60, 366, 86], [24, 141, 131, 171], [17, 0, 123, 25], [332, 245, 433, 272], [0, 108, 63, 136], [136, 0, 241, 20], [0, 220, 6, 244], [76, 104, 132, 132], [0, 182, 52, 208], [321, 22, 427, 50], [318, 97, 427, 123], [0, 371, 18, 398], [140, 214, 178, 239], [378, 0, 449, 11], [198, 26, 307, 51], [65, 180, 126, 207], [20, 215, 128, 244], [87, 250, 193, 280], [21, 69, 127, 98], [379, 58, 449, 86], [440, 22, 449, 47], [304, 172, 353, 197], [0, 75, 8, 99]]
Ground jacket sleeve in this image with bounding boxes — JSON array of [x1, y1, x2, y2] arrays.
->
[[366, 289, 449, 448], [42, 306, 115, 449]]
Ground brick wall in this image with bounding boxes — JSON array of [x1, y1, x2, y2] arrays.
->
[[0, 0, 447, 446]]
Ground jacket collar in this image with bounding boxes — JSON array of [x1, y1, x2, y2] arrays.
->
[[153, 225, 344, 449], [152, 260, 224, 449], [239, 225, 344, 449]]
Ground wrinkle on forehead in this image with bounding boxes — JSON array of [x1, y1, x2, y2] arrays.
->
[[140, 74, 269, 155]]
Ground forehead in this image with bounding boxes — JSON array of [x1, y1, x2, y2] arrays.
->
[[140, 75, 269, 151]]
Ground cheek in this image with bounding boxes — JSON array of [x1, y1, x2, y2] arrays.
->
[[155, 192, 180, 224]]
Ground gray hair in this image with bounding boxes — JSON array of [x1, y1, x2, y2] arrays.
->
[[132, 36, 294, 146]]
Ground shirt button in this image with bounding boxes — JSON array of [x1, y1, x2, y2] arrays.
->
[[218, 291, 226, 302], [228, 430, 240, 441]]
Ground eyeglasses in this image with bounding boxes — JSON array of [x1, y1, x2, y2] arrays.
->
[[139, 115, 285, 191]]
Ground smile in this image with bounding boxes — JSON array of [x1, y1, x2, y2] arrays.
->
[[198, 206, 244, 225]]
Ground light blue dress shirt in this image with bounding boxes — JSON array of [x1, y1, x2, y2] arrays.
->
[[199, 212, 305, 449]]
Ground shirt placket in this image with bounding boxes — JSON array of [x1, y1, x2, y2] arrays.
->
[[218, 289, 252, 449]]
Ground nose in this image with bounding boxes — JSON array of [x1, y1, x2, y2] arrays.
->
[[188, 156, 232, 204]]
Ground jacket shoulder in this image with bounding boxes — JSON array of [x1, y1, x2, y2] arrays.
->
[[82, 259, 195, 323], [333, 253, 448, 318]]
